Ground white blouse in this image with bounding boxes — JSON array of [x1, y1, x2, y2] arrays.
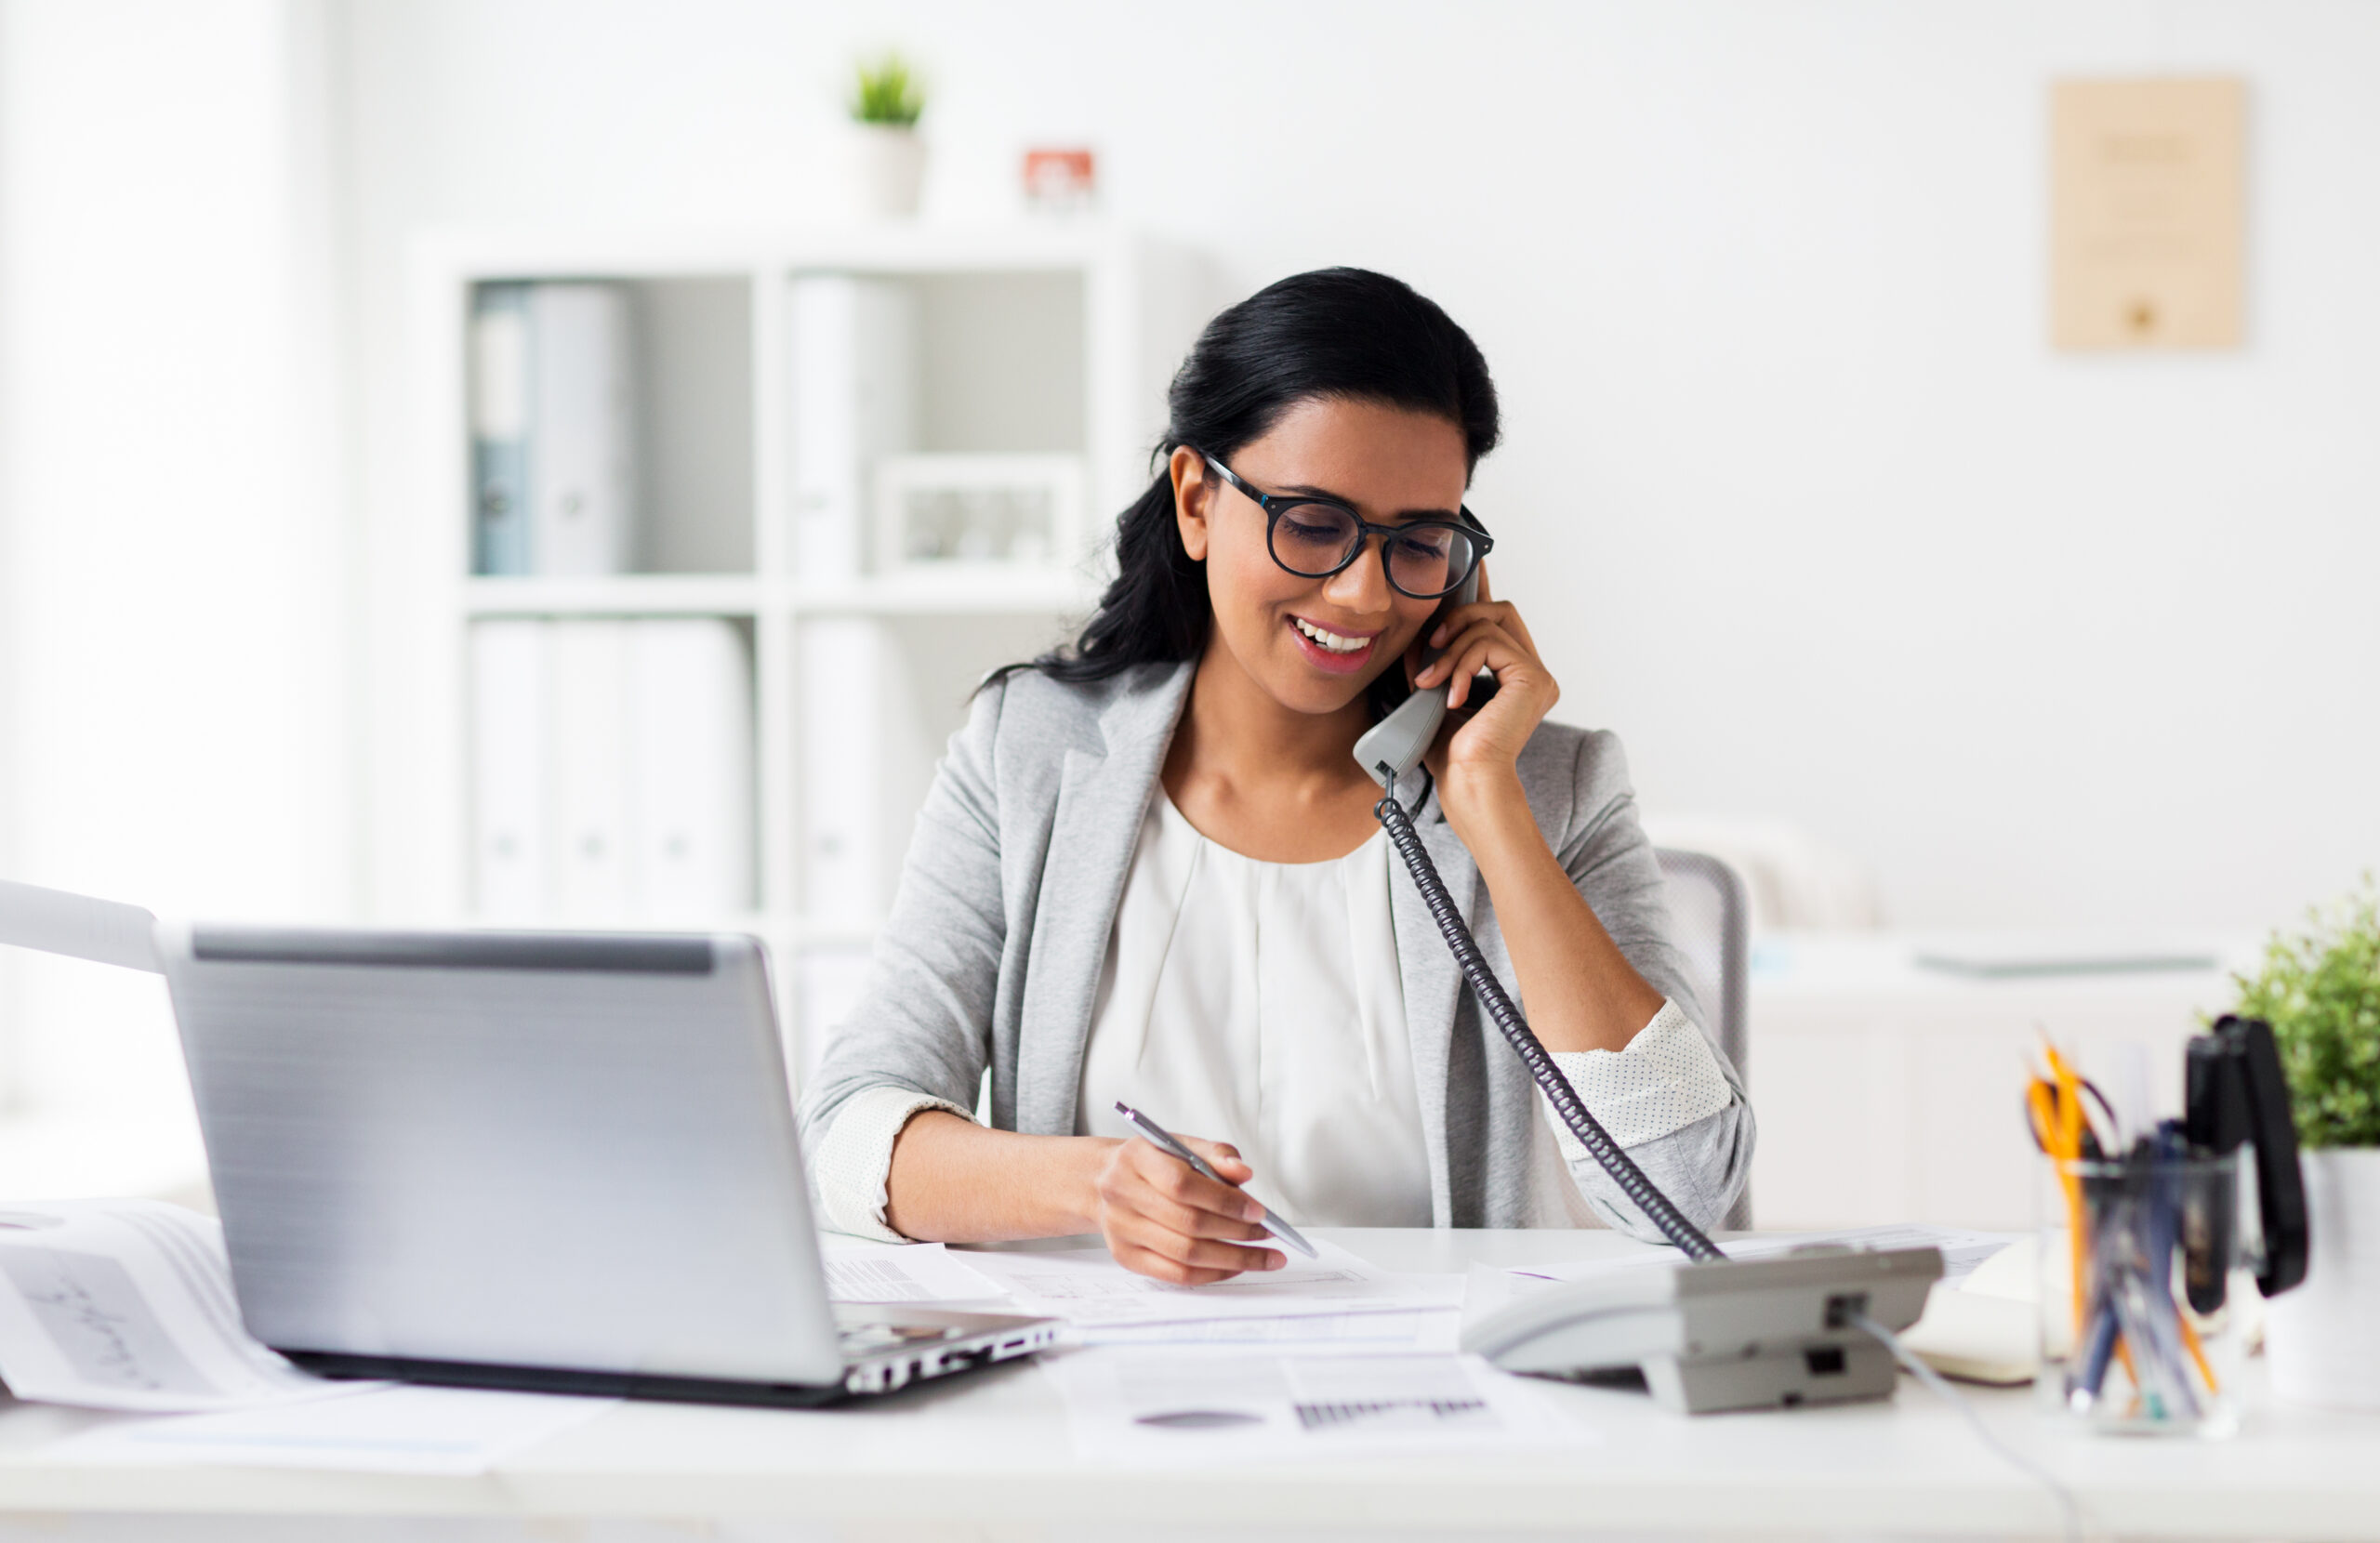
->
[[1072, 793, 1432, 1226], [810, 796, 1736, 1241]]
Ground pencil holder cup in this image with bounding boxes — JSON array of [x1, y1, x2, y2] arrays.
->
[[2036, 1152, 2245, 1438]]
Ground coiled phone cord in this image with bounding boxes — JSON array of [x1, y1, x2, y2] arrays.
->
[[1373, 775, 1724, 1263]]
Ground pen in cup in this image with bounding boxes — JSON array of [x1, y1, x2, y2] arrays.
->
[[1111, 1101, 1317, 1260]]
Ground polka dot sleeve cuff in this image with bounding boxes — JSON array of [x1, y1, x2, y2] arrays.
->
[[1540, 998, 1734, 1156]]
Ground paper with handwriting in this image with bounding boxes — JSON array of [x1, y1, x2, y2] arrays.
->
[[0, 1199, 370, 1412]]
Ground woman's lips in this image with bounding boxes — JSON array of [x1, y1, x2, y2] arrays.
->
[[1286, 615, 1377, 675]]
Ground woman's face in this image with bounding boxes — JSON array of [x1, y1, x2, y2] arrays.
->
[[1175, 396, 1471, 719]]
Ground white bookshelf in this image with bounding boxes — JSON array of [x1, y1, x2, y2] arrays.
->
[[385, 225, 1214, 1077]]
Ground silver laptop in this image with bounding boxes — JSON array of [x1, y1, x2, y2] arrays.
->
[[141, 917, 1056, 1405]]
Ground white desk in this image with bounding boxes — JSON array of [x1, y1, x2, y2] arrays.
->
[[3, 1229, 2375, 1541], [1749, 935, 2244, 1231]]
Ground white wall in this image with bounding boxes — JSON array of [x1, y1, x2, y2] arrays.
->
[[0, 0, 355, 1118], [0, 0, 2362, 1188], [340, 0, 2380, 933]]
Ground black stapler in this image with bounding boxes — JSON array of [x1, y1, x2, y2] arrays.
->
[[2182, 1015, 2309, 1312]]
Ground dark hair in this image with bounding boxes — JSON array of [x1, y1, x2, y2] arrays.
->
[[993, 267, 1499, 712]]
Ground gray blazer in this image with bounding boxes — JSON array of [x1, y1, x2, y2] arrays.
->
[[798, 660, 1753, 1238]]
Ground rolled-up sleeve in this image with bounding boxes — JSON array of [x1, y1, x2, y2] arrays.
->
[[812, 1087, 974, 1241], [1545, 732, 1755, 1240], [1540, 998, 1731, 1153]]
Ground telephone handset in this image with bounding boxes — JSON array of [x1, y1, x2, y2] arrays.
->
[[1353, 568, 1478, 791], [1357, 562, 1943, 1415], [1358, 564, 1720, 1261]]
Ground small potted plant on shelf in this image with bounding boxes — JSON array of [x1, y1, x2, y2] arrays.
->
[[2232, 878, 2380, 1408], [839, 52, 926, 219]]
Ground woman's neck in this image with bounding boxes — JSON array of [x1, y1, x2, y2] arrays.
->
[[1159, 639, 1386, 863]]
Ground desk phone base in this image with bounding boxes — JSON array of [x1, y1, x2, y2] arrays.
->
[[1462, 1246, 1943, 1415]]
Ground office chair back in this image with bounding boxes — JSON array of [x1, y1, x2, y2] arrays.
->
[[1653, 847, 1752, 1229]]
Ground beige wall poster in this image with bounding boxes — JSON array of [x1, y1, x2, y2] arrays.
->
[[2051, 77, 2245, 350]]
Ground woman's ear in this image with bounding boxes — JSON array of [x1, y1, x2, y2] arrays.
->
[[1169, 446, 1211, 561]]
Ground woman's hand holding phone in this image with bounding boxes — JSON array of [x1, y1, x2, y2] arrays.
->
[[1405, 564, 1562, 837], [1089, 1132, 1285, 1285]]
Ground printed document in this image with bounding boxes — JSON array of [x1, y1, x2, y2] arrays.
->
[[1078, 1309, 1461, 1354], [961, 1236, 1461, 1325], [0, 1200, 366, 1412], [1503, 1224, 2018, 1289], [45, 1385, 612, 1475], [815, 1237, 1005, 1303], [1044, 1350, 1588, 1463]]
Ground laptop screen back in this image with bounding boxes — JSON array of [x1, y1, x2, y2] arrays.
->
[[157, 925, 843, 1388]]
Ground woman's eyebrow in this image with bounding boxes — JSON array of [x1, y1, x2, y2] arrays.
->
[[1275, 482, 1461, 521]]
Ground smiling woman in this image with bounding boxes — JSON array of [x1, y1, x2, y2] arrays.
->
[[797, 270, 1752, 1282]]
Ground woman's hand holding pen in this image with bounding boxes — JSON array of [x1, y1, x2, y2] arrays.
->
[[1089, 1133, 1286, 1285], [882, 1114, 1289, 1273]]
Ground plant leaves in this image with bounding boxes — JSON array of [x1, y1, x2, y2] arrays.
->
[[2229, 876, 2380, 1147], [851, 53, 923, 126]]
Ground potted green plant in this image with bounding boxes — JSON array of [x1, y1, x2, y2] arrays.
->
[[2231, 879, 2380, 1408], [839, 52, 926, 219]]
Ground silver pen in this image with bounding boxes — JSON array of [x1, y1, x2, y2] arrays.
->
[[1112, 1101, 1317, 1259]]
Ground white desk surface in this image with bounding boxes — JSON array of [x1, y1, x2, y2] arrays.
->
[[1746, 935, 2247, 1232], [2, 1228, 2374, 1540]]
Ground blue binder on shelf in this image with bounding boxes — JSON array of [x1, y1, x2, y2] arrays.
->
[[469, 281, 638, 577], [471, 283, 533, 575]]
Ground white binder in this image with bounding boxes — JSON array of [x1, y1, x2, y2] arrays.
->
[[797, 617, 937, 920], [528, 284, 638, 575], [549, 621, 634, 919], [798, 617, 882, 916], [789, 276, 916, 580], [469, 620, 550, 917], [628, 619, 755, 919], [471, 619, 757, 926]]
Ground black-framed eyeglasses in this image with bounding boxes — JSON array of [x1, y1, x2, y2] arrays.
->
[[1198, 454, 1492, 600]]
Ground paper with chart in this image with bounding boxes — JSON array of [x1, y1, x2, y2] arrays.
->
[[0, 1199, 370, 1413], [815, 1237, 1005, 1303], [961, 1236, 1461, 1326], [44, 1384, 613, 1475], [1044, 1351, 1586, 1463]]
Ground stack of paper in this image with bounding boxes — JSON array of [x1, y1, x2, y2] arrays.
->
[[1499, 1223, 2018, 1289], [1077, 1311, 1461, 1354], [959, 1236, 1463, 1329], [0, 1199, 615, 1476], [816, 1236, 1005, 1303], [945, 1236, 1543, 1454], [0, 1199, 358, 1414], [0, 1199, 1576, 1472]]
